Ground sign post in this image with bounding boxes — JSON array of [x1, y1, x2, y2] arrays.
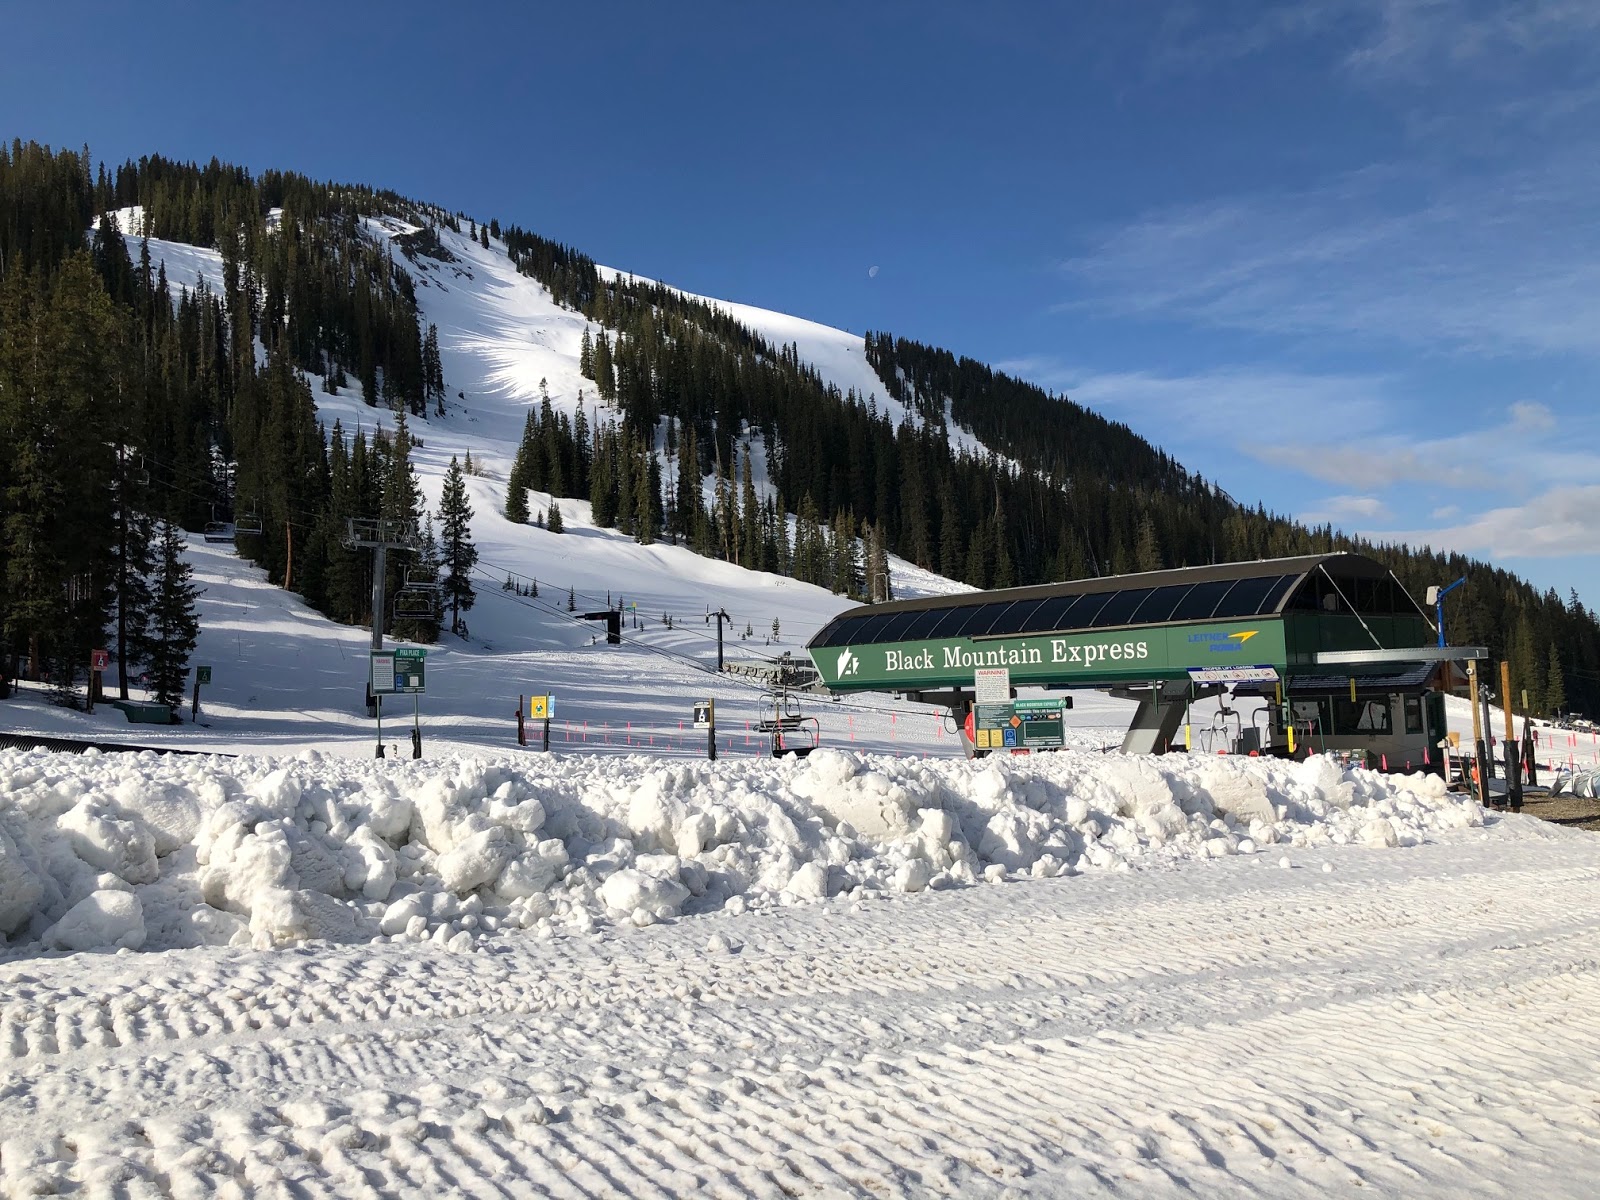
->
[[1501, 660, 1521, 811], [89, 648, 109, 713], [371, 648, 426, 759], [192, 665, 211, 720], [694, 699, 716, 760], [1467, 659, 1486, 805], [529, 695, 553, 752]]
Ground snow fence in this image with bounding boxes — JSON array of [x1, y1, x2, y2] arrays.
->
[[0, 746, 1483, 957]]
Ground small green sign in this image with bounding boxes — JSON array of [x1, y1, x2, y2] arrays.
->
[[196, 666, 212, 685]]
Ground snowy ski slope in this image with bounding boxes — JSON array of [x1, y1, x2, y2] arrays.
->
[[8, 210, 1134, 758]]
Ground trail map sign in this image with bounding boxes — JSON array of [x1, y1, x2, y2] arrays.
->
[[371, 648, 426, 695]]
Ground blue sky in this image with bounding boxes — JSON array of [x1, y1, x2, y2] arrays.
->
[[8, 0, 1599, 606]]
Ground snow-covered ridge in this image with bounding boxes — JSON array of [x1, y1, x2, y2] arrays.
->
[[593, 264, 999, 461], [0, 746, 1478, 958]]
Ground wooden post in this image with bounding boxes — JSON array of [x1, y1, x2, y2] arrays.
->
[[1500, 660, 1521, 810], [518, 696, 526, 746], [1468, 660, 1486, 806]]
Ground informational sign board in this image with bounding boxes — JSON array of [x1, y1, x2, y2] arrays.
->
[[91, 649, 109, 672], [1013, 697, 1066, 749], [1186, 664, 1280, 685], [974, 667, 1011, 704], [693, 700, 714, 729], [372, 648, 427, 695], [196, 666, 212, 685], [973, 696, 1066, 750], [529, 694, 552, 719]]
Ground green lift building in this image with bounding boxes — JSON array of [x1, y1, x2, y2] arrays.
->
[[806, 552, 1484, 771]]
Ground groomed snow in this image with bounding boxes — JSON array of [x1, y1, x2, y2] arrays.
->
[[5, 745, 1600, 1196]]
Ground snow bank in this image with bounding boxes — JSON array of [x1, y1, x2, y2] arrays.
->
[[0, 746, 1482, 957]]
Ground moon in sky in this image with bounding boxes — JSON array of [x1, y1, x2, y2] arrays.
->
[[868, 265, 879, 278]]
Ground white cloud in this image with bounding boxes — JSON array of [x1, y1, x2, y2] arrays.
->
[[1431, 504, 1461, 519], [1000, 361, 1397, 437], [1000, 358, 1600, 501], [1302, 494, 1392, 524], [1374, 484, 1600, 557], [1149, 0, 1600, 81], [1062, 149, 1600, 358], [1254, 443, 1478, 490], [1345, 0, 1600, 77], [1510, 400, 1556, 431]]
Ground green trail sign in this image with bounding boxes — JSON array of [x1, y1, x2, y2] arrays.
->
[[371, 647, 426, 695], [196, 666, 212, 685]]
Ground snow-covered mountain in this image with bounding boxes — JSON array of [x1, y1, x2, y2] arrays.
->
[[5, 212, 1133, 758], [12, 210, 1591, 773]]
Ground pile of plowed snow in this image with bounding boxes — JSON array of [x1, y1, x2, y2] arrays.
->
[[0, 747, 1482, 956]]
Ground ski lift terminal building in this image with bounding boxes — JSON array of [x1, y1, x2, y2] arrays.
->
[[805, 553, 1485, 770]]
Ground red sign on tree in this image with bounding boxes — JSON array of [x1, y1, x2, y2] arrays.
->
[[90, 649, 109, 672]]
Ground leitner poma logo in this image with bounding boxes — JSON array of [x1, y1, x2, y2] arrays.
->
[[835, 648, 860, 677], [1189, 629, 1260, 653]]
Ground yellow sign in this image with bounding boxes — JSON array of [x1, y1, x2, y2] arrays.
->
[[529, 695, 551, 719]]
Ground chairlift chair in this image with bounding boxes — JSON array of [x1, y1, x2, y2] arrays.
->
[[202, 521, 234, 543], [404, 567, 442, 592], [775, 716, 821, 759], [393, 589, 436, 620], [235, 511, 264, 535]]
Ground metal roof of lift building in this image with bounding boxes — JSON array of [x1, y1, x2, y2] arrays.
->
[[810, 552, 1427, 651]]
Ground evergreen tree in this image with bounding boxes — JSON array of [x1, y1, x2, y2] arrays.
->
[[1135, 514, 1162, 573], [634, 436, 657, 545], [547, 499, 565, 533], [1547, 643, 1567, 716], [145, 519, 201, 710], [112, 450, 155, 699], [866, 523, 892, 602], [676, 424, 702, 545], [437, 456, 478, 635], [740, 448, 761, 566], [505, 408, 536, 523], [590, 421, 617, 526], [2, 252, 122, 684], [991, 500, 1015, 589]]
